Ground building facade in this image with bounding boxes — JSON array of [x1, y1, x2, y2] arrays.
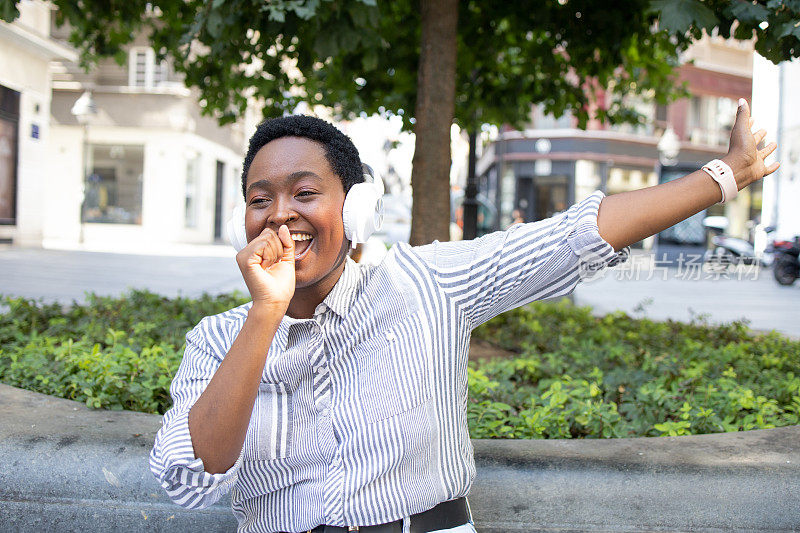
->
[[475, 36, 757, 250], [0, 0, 75, 246], [753, 55, 800, 243], [1, 3, 255, 251], [45, 25, 253, 251]]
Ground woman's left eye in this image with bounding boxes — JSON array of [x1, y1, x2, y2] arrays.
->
[[296, 191, 316, 198]]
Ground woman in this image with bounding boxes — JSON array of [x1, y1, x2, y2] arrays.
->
[[150, 103, 778, 533]]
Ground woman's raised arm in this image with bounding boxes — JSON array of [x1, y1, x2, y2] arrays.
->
[[596, 100, 780, 252]]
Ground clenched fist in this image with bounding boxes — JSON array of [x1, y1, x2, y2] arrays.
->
[[236, 224, 295, 312]]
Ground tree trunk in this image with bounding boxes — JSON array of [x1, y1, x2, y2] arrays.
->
[[409, 0, 458, 246]]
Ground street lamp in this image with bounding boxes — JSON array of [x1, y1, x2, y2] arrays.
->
[[70, 91, 97, 244], [657, 126, 680, 167]]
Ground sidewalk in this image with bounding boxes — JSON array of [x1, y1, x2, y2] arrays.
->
[[1, 245, 798, 337], [0, 245, 247, 304]]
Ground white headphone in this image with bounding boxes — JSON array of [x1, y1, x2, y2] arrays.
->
[[226, 164, 384, 252]]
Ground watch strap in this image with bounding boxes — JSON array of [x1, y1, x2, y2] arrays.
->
[[701, 159, 737, 204]]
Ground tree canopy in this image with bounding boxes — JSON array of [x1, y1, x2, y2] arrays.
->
[[4, 0, 799, 243]]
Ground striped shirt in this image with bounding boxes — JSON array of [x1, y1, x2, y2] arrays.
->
[[149, 190, 628, 532]]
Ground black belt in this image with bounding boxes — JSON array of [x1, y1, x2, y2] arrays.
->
[[295, 497, 471, 533]]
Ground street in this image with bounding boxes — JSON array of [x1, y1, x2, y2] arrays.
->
[[0, 246, 798, 337], [573, 254, 800, 337]]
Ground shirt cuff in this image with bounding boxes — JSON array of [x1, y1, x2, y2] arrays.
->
[[150, 408, 242, 508], [566, 190, 630, 279]]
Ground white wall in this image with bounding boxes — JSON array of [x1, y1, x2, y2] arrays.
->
[[753, 54, 800, 240], [41, 124, 83, 243]]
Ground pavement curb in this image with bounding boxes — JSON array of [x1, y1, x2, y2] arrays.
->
[[2, 383, 799, 532]]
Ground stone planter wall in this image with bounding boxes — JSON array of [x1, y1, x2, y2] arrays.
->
[[2, 384, 798, 532]]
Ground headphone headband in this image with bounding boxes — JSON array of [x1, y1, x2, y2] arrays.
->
[[360, 164, 384, 195]]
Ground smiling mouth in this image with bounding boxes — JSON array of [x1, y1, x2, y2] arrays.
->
[[291, 233, 313, 259]]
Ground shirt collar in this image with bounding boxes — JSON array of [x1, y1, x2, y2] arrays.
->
[[320, 256, 360, 319], [275, 257, 360, 349]]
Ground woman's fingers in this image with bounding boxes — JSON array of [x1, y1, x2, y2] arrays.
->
[[277, 225, 295, 263], [245, 228, 279, 266], [240, 226, 295, 275], [259, 231, 283, 269], [760, 141, 778, 159], [753, 128, 767, 145], [738, 98, 750, 116], [765, 161, 781, 176]]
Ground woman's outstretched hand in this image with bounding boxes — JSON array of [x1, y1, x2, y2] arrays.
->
[[236, 224, 295, 311], [723, 99, 781, 190], [596, 97, 781, 252]]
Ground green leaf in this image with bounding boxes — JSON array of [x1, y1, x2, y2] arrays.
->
[[777, 21, 800, 39], [206, 10, 224, 39], [0, 1, 20, 22], [267, 5, 287, 22], [293, 2, 319, 20], [362, 49, 379, 71], [651, 0, 718, 33], [314, 31, 339, 57], [729, 0, 769, 23]]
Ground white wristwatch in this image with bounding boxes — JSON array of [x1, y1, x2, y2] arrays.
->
[[701, 159, 737, 204]]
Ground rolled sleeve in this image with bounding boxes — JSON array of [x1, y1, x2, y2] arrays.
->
[[566, 191, 630, 279], [149, 407, 243, 509], [414, 190, 629, 328], [149, 320, 242, 509]]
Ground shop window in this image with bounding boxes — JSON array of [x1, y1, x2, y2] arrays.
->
[[688, 95, 737, 146], [82, 145, 144, 224]]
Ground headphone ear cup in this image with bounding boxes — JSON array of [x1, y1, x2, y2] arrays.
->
[[226, 203, 248, 252], [343, 183, 383, 247]]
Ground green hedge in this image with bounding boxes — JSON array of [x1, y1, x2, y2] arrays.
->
[[1, 291, 799, 439], [470, 300, 800, 438], [0, 291, 247, 412]]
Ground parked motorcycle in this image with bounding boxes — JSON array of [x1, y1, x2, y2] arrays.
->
[[771, 236, 800, 286], [702, 217, 769, 269]]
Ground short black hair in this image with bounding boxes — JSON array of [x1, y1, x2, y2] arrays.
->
[[241, 115, 363, 198]]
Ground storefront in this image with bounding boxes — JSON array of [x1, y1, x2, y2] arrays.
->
[[0, 2, 76, 246], [475, 129, 760, 251]]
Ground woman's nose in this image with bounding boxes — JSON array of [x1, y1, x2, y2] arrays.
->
[[267, 197, 297, 227]]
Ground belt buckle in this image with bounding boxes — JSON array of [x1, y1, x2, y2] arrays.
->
[[348, 527, 360, 531]]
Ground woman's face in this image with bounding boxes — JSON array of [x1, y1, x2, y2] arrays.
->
[[244, 136, 349, 290]]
